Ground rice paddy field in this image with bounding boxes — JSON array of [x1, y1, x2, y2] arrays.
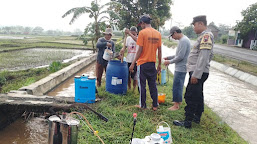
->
[[0, 35, 92, 71]]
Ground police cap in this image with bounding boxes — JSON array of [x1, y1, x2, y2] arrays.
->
[[191, 15, 207, 25]]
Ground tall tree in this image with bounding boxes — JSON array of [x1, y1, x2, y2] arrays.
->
[[62, 0, 119, 49], [24, 27, 33, 35], [110, 0, 172, 30], [82, 22, 107, 53], [182, 26, 197, 39], [32, 27, 44, 35], [218, 24, 231, 36], [235, 2, 257, 38]]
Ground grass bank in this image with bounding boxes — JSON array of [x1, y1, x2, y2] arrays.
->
[[0, 62, 69, 93], [75, 71, 246, 143], [213, 54, 257, 76], [162, 38, 177, 48]]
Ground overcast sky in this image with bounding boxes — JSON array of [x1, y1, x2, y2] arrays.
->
[[0, 0, 256, 32]]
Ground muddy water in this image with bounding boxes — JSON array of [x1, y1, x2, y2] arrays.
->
[[204, 68, 257, 144], [0, 63, 96, 144], [163, 45, 257, 144], [0, 118, 48, 144], [47, 62, 96, 97]]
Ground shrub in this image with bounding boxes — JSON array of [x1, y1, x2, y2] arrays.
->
[[221, 35, 228, 44], [49, 61, 62, 72], [115, 38, 123, 52], [0, 73, 6, 86]]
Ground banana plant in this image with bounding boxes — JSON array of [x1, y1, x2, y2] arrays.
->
[[62, 0, 121, 52]]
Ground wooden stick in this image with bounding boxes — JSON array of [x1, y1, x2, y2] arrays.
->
[[121, 34, 127, 63]]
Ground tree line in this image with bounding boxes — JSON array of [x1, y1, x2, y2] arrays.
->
[[0, 26, 83, 36]]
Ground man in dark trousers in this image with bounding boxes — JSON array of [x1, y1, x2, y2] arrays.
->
[[129, 14, 162, 111], [173, 15, 214, 128]]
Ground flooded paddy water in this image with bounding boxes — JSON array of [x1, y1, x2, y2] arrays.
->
[[0, 48, 91, 71]]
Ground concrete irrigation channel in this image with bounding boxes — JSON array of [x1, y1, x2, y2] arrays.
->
[[0, 53, 97, 130]]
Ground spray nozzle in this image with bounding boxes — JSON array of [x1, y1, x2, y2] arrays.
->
[[133, 113, 137, 118]]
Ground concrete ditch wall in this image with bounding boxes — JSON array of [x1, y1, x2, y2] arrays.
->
[[19, 53, 97, 95], [211, 61, 257, 87]]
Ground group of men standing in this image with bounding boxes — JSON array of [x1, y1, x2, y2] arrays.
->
[[95, 14, 214, 128]]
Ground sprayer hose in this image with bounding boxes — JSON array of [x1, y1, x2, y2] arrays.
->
[[69, 112, 105, 144]]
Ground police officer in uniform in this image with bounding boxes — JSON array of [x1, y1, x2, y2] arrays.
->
[[173, 15, 214, 128]]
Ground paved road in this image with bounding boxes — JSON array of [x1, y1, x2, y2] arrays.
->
[[190, 40, 257, 65]]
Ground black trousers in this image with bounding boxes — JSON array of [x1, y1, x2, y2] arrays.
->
[[184, 71, 209, 121], [138, 62, 158, 108]]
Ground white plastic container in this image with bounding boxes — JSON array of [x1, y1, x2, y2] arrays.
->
[[132, 133, 164, 144], [149, 133, 164, 144], [103, 47, 113, 61], [156, 121, 172, 144]]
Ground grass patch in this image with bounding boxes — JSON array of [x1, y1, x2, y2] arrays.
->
[[213, 54, 257, 76], [162, 38, 178, 48], [74, 70, 246, 143], [0, 63, 70, 93]]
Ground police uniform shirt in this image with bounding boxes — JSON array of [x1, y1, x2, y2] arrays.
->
[[187, 30, 214, 79]]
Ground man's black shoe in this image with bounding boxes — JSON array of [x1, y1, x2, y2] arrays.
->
[[173, 120, 192, 128], [192, 117, 200, 124]]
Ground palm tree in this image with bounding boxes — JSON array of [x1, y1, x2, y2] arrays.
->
[[62, 0, 120, 52]]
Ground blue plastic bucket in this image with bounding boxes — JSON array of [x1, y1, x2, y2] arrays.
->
[[74, 76, 96, 103], [106, 60, 128, 94]]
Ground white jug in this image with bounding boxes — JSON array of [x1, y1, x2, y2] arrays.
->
[[156, 121, 172, 144], [103, 47, 113, 61]]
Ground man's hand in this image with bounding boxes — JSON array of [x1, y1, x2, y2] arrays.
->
[[157, 64, 161, 74], [163, 57, 168, 60], [164, 60, 170, 66], [117, 55, 122, 60], [119, 48, 125, 55], [190, 76, 198, 84], [129, 63, 135, 73], [107, 42, 112, 48]]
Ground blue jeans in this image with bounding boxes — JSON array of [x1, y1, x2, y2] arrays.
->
[[172, 71, 186, 102]]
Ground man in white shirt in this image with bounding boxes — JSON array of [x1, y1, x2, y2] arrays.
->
[[120, 26, 138, 91]]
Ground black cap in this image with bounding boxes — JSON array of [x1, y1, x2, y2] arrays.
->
[[169, 26, 180, 37], [191, 15, 207, 25], [138, 14, 152, 26]]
